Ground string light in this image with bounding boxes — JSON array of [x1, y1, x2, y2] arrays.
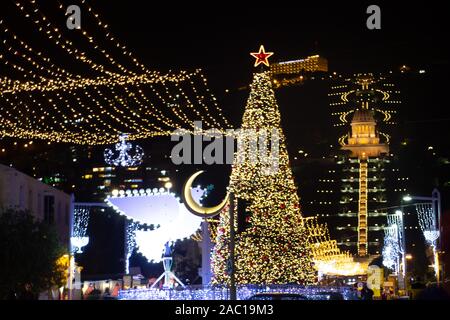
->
[[0, 2, 231, 145], [125, 220, 139, 274], [382, 225, 400, 272], [416, 203, 439, 245], [304, 217, 366, 276], [118, 285, 355, 300], [71, 205, 90, 253]]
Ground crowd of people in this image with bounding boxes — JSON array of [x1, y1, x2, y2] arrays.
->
[[83, 282, 121, 300]]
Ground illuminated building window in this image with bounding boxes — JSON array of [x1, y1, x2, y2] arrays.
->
[[124, 179, 143, 183]]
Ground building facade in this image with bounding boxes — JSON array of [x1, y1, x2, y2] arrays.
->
[[295, 74, 411, 256], [271, 55, 328, 75], [0, 163, 72, 245]]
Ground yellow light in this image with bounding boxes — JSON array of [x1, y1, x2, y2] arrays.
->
[[164, 182, 173, 189]]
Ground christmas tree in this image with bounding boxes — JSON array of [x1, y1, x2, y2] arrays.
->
[[212, 47, 317, 284]]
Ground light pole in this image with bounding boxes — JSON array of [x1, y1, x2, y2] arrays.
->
[[228, 193, 236, 300], [403, 189, 441, 285], [394, 209, 407, 292]]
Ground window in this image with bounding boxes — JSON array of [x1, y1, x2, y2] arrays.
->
[[19, 185, 24, 207], [28, 189, 33, 211], [57, 201, 61, 224], [65, 204, 69, 226], [44, 195, 55, 224]]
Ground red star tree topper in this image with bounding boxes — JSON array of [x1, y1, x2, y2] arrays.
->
[[250, 45, 274, 67]]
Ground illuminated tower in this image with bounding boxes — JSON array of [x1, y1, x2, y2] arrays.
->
[[342, 103, 388, 256]]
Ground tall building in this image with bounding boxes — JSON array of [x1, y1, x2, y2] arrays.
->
[[269, 55, 328, 89], [292, 73, 411, 257], [341, 106, 389, 256], [271, 55, 328, 75]]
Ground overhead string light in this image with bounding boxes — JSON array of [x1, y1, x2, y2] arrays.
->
[[0, 1, 231, 145], [77, 0, 230, 128]]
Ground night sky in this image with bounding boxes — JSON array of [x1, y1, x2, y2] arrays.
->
[[93, 1, 449, 85]]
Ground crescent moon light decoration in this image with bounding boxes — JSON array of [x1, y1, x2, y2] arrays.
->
[[182, 171, 229, 218]]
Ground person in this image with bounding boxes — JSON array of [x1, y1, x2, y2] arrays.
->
[[83, 283, 94, 299], [361, 283, 374, 300], [102, 287, 111, 300], [19, 283, 35, 300], [111, 283, 121, 297], [381, 287, 387, 300]]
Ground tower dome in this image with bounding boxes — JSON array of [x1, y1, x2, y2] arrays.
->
[[352, 109, 375, 124]]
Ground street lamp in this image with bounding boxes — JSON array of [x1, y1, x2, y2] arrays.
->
[[402, 189, 441, 285], [402, 195, 412, 202]]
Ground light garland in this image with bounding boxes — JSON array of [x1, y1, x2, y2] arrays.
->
[[71, 206, 90, 253], [416, 203, 439, 245], [382, 225, 400, 272], [125, 220, 139, 274], [0, 2, 231, 145], [415, 203, 440, 282], [303, 217, 366, 276], [118, 285, 356, 300]]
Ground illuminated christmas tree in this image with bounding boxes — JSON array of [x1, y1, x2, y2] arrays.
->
[[212, 46, 317, 284]]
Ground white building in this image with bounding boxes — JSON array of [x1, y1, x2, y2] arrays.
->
[[0, 163, 72, 246]]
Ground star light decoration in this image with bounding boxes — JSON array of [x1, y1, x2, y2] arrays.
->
[[104, 134, 144, 167], [250, 45, 274, 67]]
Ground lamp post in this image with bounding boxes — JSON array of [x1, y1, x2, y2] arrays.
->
[[403, 189, 441, 285], [393, 209, 407, 292], [228, 193, 236, 300]]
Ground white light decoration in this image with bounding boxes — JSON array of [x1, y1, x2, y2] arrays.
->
[[105, 187, 206, 262], [71, 206, 90, 253], [416, 203, 439, 245], [71, 237, 90, 253], [118, 285, 356, 300], [415, 203, 440, 281], [382, 225, 400, 273], [124, 221, 139, 274], [104, 134, 144, 167]]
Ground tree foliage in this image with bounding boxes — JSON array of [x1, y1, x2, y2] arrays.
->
[[0, 209, 67, 299]]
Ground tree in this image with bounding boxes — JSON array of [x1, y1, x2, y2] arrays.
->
[[172, 238, 202, 285], [0, 209, 67, 299], [211, 71, 317, 285]]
